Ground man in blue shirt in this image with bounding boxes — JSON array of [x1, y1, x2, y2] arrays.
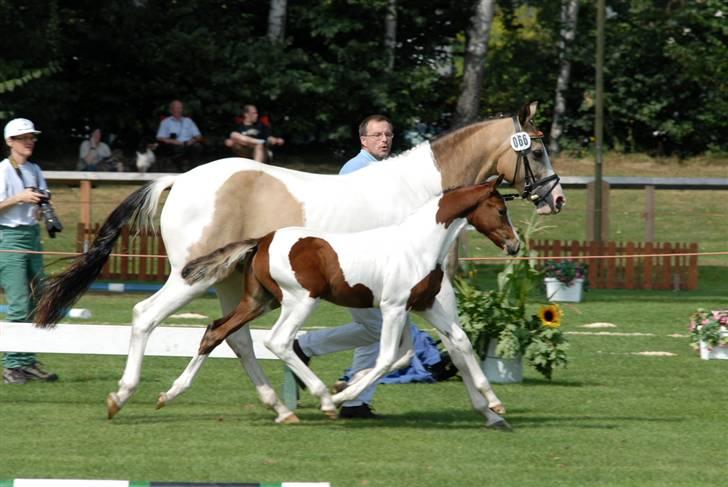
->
[[295, 114, 408, 419], [156, 100, 204, 171]]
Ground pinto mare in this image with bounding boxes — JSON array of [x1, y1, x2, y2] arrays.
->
[[34, 102, 565, 423], [163, 178, 519, 429]]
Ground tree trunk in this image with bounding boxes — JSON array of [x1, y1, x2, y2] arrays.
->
[[448, 0, 495, 279], [549, 0, 580, 155], [268, 0, 288, 43], [451, 0, 496, 128], [384, 0, 397, 70]]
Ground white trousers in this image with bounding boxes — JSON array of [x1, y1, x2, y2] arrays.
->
[[298, 308, 410, 407]]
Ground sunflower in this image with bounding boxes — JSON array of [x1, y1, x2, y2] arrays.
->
[[539, 304, 564, 328]]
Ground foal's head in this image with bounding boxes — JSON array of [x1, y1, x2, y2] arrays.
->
[[438, 175, 520, 256]]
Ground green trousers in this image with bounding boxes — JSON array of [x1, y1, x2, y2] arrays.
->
[[0, 224, 44, 368]]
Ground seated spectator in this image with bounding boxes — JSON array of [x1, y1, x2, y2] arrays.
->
[[225, 104, 284, 163], [77, 127, 113, 171], [156, 99, 204, 171]]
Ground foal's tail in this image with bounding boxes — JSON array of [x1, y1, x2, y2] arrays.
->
[[34, 176, 178, 327], [182, 240, 259, 285]]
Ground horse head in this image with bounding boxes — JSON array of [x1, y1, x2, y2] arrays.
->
[[499, 102, 566, 215], [466, 175, 521, 255], [438, 175, 520, 256], [431, 101, 566, 216]]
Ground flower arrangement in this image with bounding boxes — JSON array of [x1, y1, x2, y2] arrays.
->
[[455, 216, 568, 379], [543, 259, 588, 289], [688, 308, 728, 350]]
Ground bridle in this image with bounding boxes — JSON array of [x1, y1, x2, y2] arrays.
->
[[501, 116, 561, 206]]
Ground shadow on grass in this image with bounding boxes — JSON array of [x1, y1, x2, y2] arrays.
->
[[508, 413, 685, 430]]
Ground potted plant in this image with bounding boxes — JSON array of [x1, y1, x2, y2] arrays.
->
[[688, 308, 728, 360], [454, 220, 569, 382], [543, 259, 588, 302]]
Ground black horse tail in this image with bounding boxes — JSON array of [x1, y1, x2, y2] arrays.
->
[[34, 175, 177, 327]]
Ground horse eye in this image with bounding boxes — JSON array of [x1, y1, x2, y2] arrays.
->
[[532, 149, 544, 158], [499, 208, 507, 217]]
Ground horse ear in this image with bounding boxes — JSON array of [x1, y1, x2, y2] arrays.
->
[[518, 101, 539, 125]]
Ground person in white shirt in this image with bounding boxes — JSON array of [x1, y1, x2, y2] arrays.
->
[[78, 127, 112, 171], [156, 99, 204, 171], [1, 118, 59, 384]]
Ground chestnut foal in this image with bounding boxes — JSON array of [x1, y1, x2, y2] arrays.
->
[[161, 177, 519, 430]]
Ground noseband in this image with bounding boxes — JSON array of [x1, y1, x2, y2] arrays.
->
[[501, 116, 560, 206]]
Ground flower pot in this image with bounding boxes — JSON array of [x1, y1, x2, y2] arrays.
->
[[480, 339, 523, 384], [699, 330, 728, 360], [545, 277, 584, 303]]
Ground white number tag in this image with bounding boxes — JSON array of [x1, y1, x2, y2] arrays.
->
[[510, 131, 532, 151]]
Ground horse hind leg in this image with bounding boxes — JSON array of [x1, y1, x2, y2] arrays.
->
[[216, 274, 299, 424], [107, 273, 209, 419], [264, 298, 337, 419], [158, 292, 273, 410]]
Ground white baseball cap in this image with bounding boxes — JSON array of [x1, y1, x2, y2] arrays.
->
[[4, 118, 41, 140]]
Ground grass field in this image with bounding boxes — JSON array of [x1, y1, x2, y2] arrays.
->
[[1, 154, 727, 485], [1, 270, 727, 486]]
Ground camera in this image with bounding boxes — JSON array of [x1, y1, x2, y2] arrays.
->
[[30, 188, 63, 238]]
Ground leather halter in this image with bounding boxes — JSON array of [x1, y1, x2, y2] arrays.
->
[[502, 116, 561, 206]]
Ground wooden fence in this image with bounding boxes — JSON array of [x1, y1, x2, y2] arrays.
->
[[529, 239, 699, 290], [76, 223, 169, 281], [77, 224, 700, 290]]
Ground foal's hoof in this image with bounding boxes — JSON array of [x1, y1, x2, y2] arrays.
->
[[322, 409, 338, 420], [490, 403, 507, 415], [276, 412, 301, 424], [106, 393, 121, 420], [156, 393, 167, 410]]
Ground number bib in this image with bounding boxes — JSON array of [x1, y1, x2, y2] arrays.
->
[[510, 132, 532, 152]]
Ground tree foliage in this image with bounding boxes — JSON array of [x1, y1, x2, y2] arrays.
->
[[0, 0, 724, 163]]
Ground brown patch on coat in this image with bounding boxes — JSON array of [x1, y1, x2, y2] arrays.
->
[[407, 265, 444, 311], [251, 233, 283, 302], [186, 171, 305, 262], [289, 237, 374, 308]]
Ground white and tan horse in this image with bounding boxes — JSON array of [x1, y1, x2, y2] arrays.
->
[[160, 179, 519, 429], [35, 102, 565, 423]]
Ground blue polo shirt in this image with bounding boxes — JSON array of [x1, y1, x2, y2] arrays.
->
[[339, 149, 377, 175]]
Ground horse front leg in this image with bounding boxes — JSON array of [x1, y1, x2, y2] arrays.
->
[[332, 305, 408, 405], [417, 282, 510, 431], [215, 274, 298, 424], [108, 274, 206, 419]]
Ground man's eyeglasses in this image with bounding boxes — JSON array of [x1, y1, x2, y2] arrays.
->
[[11, 135, 38, 142], [363, 132, 394, 140]]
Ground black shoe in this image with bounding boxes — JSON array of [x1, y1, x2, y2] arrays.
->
[[338, 403, 381, 419], [292, 339, 310, 390], [21, 362, 58, 382]]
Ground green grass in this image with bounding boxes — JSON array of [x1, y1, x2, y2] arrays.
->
[[2, 279, 727, 485], [2, 160, 725, 484]]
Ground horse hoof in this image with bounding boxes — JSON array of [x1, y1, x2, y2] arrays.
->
[[156, 393, 167, 410], [490, 403, 506, 415], [276, 413, 300, 424], [106, 394, 121, 420], [331, 380, 348, 394], [323, 409, 338, 420]]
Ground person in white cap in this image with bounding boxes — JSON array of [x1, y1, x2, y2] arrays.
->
[[1, 118, 59, 384]]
